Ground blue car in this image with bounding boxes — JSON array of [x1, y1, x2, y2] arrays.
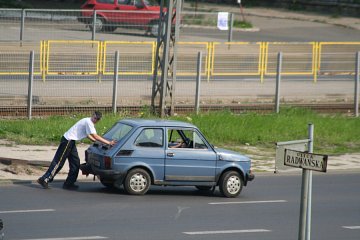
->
[[82, 119, 254, 197]]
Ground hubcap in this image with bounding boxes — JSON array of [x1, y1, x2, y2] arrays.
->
[[151, 24, 159, 36], [94, 18, 103, 31], [226, 175, 240, 194], [129, 173, 147, 192]]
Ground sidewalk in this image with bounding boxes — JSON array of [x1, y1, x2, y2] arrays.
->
[[0, 139, 91, 182], [186, 3, 360, 31], [1, 139, 360, 182]]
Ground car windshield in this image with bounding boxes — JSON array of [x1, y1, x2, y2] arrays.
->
[[103, 122, 133, 141], [143, 0, 159, 6]]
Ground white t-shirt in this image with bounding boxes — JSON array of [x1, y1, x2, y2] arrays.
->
[[63, 117, 97, 141]]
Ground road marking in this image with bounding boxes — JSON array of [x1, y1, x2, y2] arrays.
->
[[183, 229, 271, 235], [0, 209, 55, 214], [19, 236, 107, 240], [343, 226, 360, 230], [208, 200, 287, 205]]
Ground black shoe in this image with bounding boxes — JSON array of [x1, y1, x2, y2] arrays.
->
[[63, 183, 79, 190], [37, 178, 49, 189]]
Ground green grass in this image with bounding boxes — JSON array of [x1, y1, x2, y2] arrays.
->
[[233, 20, 253, 29], [1, 108, 360, 155]]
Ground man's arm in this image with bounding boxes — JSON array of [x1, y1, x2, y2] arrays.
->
[[88, 133, 116, 146]]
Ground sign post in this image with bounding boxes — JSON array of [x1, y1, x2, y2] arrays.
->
[[283, 124, 328, 240]]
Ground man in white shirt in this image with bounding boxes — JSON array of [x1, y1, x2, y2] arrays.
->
[[37, 111, 116, 190]]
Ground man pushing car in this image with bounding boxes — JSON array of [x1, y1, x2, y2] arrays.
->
[[37, 111, 116, 190]]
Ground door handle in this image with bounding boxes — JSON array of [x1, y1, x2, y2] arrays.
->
[[167, 152, 175, 157]]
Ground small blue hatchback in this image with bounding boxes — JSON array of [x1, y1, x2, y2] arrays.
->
[[82, 119, 254, 197]]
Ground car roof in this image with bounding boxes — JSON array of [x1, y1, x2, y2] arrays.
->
[[118, 118, 197, 128]]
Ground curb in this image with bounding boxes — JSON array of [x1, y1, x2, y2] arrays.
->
[[0, 157, 50, 167]]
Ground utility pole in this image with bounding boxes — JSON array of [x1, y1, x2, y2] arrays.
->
[[151, 0, 182, 117]]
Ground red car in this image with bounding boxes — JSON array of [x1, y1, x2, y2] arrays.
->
[[78, 0, 165, 36]]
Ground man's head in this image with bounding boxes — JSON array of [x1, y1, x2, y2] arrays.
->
[[92, 111, 102, 123]]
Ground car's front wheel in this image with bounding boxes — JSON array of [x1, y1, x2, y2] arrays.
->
[[219, 171, 243, 198], [124, 168, 151, 195], [149, 20, 160, 37]]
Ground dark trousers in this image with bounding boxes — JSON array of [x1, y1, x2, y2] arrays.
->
[[40, 136, 80, 185]]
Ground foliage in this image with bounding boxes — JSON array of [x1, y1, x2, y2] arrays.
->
[[233, 19, 252, 28], [0, 0, 32, 8]]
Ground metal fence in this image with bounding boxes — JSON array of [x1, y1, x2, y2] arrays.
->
[[0, 45, 359, 117], [1, 40, 359, 80], [0, 9, 360, 116]]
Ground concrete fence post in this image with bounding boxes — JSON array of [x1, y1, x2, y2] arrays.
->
[[112, 51, 119, 114], [354, 51, 359, 117], [275, 52, 282, 113], [27, 51, 34, 120], [91, 10, 96, 41], [195, 51, 202, 114], [20, 9, 25, 42], [228, 13, 233, 43]]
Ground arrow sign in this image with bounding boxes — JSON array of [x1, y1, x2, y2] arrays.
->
[[284, 149, 328, 172]]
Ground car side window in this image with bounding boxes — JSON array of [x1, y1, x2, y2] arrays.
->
[[193, 132, 208, 149], [134, 128, 163, 148], [168, 129, 208, 149], [98, 0, 115, 4]]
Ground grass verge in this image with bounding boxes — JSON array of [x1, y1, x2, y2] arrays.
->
[[0, 108, 359, 155]]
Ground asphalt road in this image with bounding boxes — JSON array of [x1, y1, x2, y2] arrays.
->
[[0, 172, 359, 240], [1, 13, 360, 42]]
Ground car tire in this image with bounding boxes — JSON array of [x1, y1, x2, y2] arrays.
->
[[100, 178, 114, 188], [124, 168, 151, 195], [89, 16, 105, 32], [149, 20, 163, 37], [219, 171, 243, 198], [195, 186, 212, 191], [104, 26, 117, 32]]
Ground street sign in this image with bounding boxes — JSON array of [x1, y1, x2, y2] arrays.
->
[[284, 149, 328, 172], [275, 139, 308, 172], [217, 12, 229, 30]]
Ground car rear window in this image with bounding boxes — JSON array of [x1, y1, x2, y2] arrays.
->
[[103, 122, 133, 141]]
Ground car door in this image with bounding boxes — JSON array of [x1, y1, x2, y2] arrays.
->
[[165, 128, 217, 182], [118, 127, 165, 180], [115, 0, 141, 26], [94, 0, 117, 22]]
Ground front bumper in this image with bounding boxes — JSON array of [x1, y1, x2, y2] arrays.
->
[[248, 172, 255, 181]]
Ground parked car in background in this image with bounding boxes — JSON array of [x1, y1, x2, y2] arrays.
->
[[81, 119, 254, 198], [78, 0, 165, 36]]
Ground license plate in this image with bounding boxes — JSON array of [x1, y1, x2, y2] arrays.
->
[[94, 159, 100, 167]]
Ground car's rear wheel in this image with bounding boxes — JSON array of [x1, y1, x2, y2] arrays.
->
[[89, 16, 105, 32], [124, 168, 151, 195], [219, 171, 243, 198], [100, 178, 114, 188]]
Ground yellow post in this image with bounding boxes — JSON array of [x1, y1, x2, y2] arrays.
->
[[42, 40, 47, 82], [260, 42, 268, 83]]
